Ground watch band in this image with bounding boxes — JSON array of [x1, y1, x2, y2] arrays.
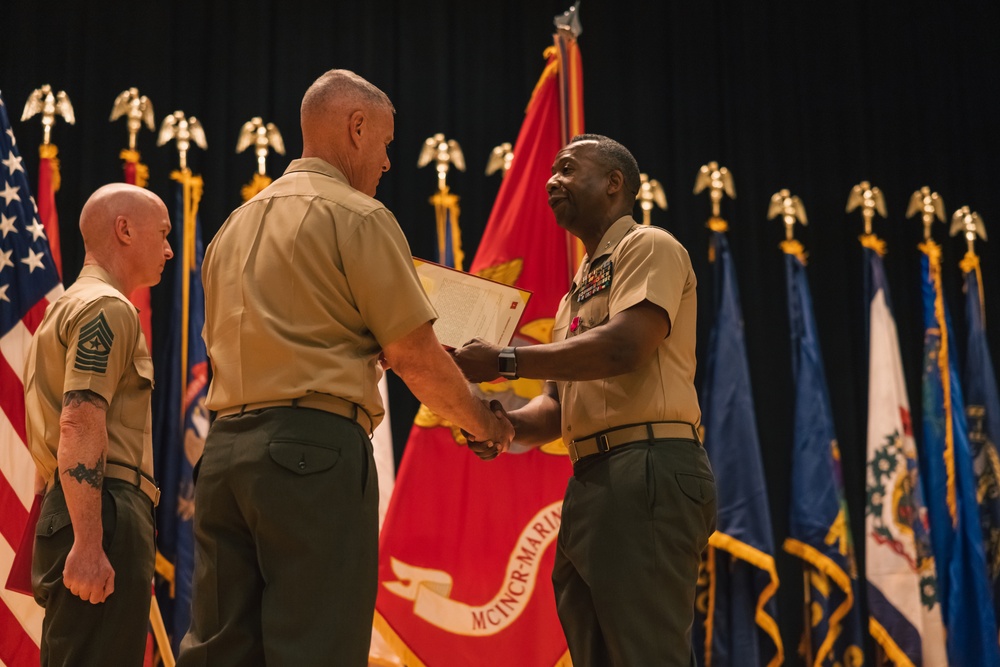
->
[[498, 346, 518, 380]]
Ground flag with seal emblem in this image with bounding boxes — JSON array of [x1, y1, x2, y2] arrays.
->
[[917, 239, 999, 666], [861, 235, 947, 665], [0, 90, 63, 667], [960, 248, 1000, 631], [374, 16, 581, 667]]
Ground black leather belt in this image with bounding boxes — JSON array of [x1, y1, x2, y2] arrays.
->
[[567, 421, 700, 464], [215, 394, 373, 435]]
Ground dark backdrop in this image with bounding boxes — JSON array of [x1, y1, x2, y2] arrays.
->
[[3, 1, 999, 662]]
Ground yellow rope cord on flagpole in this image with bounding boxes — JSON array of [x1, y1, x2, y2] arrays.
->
[[859, 233, 886, 257], [39, 143, 61, 192], [920, 239, 957, 526], [120, 149, 150, 187], [780, 239, 808, 265], [170, 168, 204, 417]]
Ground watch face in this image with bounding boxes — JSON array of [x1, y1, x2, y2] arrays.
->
[[498, 349, 517, 377]]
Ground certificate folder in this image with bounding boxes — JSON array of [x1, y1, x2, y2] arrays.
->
[[413, 258, 531, 349]]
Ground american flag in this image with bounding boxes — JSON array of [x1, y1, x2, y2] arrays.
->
[[0, 91, 63, 666]]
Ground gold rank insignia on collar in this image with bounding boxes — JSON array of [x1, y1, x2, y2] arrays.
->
[[577, 260, 613, 303]]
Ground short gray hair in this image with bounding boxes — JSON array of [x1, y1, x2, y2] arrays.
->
[[301, 69, 395, 118], [570, 133, 640, 196]]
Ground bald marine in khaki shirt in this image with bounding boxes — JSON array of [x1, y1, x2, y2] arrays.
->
[[454, 135, 717, 667], [24, 183, 173, 666], [177, 69, 513, 667]]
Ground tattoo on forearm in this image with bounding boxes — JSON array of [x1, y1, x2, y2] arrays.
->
[[62, 390, 109, 411], [63, 454, 105, 489]]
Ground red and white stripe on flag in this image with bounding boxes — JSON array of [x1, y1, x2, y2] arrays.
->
[[1, 92, 65, 666]]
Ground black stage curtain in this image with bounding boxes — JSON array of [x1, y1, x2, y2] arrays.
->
[[3, 1, 998, 662]]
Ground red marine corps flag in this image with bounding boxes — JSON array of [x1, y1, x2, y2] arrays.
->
[[374, 5, 583, 666]]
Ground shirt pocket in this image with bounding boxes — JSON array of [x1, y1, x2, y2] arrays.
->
[[575, 291, 610, 333], [120, 356, 154, 431]]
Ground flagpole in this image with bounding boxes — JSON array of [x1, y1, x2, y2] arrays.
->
[[21, 84, 74, 279], [417, 133, 465, 269], [237, 116, 285, 202], [157, 110, 207, 412], [635, 173, 666, 226]]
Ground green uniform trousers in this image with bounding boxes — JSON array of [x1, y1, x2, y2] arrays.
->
[[32, 478, 156, 667], [553, 438, 716, 667], [178, 406, 378, 667]]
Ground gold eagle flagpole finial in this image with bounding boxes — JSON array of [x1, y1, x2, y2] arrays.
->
[[236, 116, 286, 176], [485, 142, 513, 178], [21, 84, 75, 145], [693, 161, 735, 220], [110, 87, 155, 151], [906, 186, 946, 242], [846, 181, 887, 236], [768, 189, 808, 241], [418, 133, 465, 192], [157, 110, 207, 171], [636, 173, 667, 226], [950, 206, 987, 256]]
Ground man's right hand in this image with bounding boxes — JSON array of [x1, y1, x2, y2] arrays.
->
[[464, 400, 515, 460], [63, 541, 115, 604]]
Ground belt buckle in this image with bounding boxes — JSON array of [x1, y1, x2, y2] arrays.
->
[[597, 433, 610, 454], [568, 441, 580, 463]]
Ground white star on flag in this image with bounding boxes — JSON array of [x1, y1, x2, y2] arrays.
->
[[0, 283, 9, 303], [0, 181, 19, 206], [4, 128, 14, 145], [20, 247, 45, 272], [24, 218, 47, 241], [0, 248, 13, 271], [1, 150, 23, 174], [0, 212, 15, 238]]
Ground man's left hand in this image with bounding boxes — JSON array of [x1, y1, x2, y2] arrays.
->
[[451, 338, 502, 383]]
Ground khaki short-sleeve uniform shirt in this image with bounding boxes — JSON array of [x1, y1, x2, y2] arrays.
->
[[24, 265, 155, 483], [202, 158, 437, 429], [552, 215, 700, 444]]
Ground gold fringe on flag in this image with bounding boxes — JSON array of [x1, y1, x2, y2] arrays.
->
[[920, 239, 958, 526], [960, 251, 987, 327]]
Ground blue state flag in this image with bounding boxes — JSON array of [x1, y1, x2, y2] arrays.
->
[[694, 225, 782, 667], [918, 241, 999, 666], [152, 169, 208, 654], [780, 246, 864, 666], [961, 252, 1000, 626]]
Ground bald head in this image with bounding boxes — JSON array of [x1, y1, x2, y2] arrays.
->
[[79, 183, 172, 293]]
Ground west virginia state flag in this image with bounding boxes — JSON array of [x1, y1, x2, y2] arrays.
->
[[862, 237, 947, 665], [374, 24, 580, 667], [918, 240, 999, 666], [780, 244, 864, 666], [151, 168, 208, 655], [694, 224, 783, 667], [961, 250, 1000, 629]]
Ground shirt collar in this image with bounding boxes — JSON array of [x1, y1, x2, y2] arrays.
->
[[283, 157, 350, 186], [77, 264, 116, 286], [570, 214, 637, 291]]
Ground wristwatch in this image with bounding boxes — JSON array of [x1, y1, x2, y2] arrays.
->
[[498, 347, 518, 380]]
